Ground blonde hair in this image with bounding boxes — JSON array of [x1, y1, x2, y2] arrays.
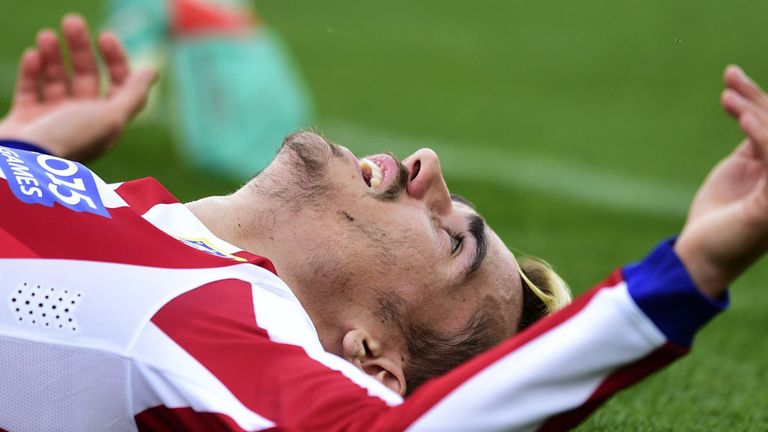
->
[[516, 256, 572, 331]]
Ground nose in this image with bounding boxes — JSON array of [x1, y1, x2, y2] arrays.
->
[[403, 148, 452, 213]]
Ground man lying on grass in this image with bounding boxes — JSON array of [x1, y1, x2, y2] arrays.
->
[[0, 14, 765, 431]]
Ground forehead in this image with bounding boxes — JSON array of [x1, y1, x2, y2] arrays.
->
[[475, 228, 520, 298], [472, 228, 522, 334]]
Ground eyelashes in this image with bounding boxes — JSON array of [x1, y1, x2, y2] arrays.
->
[[449, 231, 465, 255]]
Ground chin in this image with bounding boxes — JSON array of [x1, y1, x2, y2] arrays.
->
[[274, 132, 335, 180]]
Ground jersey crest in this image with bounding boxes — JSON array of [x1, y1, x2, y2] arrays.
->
[[177, 237, 248, 262]]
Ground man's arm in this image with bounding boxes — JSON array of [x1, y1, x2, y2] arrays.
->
[[0, 15, 155, 162]]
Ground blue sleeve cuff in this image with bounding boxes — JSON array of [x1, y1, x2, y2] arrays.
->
[[0, 139, 51, 155], [623, 238, 729, 347]]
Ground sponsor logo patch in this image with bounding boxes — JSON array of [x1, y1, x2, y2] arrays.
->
[[0, 146, 109, 218]]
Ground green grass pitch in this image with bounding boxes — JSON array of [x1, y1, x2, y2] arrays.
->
[[1, 0, 766, 429]]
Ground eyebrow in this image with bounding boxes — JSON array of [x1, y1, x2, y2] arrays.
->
[[451, 195, 487, 278], [466, 214, 487, 277]]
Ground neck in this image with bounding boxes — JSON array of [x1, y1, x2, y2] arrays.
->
[[186, 184, 279, 268], [184, 182, 346, 354]]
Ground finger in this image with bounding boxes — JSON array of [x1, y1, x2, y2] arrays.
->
[[14, 48, 42, 108], [722, 89, 749, 119], [724, 65, 768, 111], [740, 113, 768, 157], [61, 14, 99, 97], [36, 29, 69, 103], [98, 32, 130, 88], [108, 68, 157, 122], [721, 89, 768, 126]]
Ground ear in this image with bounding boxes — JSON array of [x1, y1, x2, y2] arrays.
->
[[342, 329, 407, 396]]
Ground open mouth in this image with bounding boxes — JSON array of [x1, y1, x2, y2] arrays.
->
[[359, 158, 384, 188]]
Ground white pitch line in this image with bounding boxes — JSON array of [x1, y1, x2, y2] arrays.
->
[[322, 119, 694, 218], [0, 57, 694, 218]]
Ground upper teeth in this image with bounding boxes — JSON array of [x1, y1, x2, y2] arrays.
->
[[360, 158, 383, 188]]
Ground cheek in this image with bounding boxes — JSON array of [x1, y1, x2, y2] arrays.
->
[[333, 201, 446, 281], [350, 224, 435, 280], [388, 226, 438, 265], [388, 236, 453, 300]]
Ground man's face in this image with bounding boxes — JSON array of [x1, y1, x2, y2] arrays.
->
[[261, 131, 523, 357]]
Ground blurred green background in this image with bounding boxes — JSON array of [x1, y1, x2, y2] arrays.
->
[[2, 0, 767, 429]]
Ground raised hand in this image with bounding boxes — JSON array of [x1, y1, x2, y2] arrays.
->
[[0, 14, 156, 162], [675, 66, 768, 298]]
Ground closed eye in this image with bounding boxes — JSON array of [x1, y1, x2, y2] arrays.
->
[[449, 232, 465, 255]]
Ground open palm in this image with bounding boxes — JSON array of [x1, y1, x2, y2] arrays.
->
[[676, 66, 768, 297], [0, 15, 155, 162]]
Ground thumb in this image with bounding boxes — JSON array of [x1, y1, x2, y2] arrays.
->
[[108, 68, 157, 121]]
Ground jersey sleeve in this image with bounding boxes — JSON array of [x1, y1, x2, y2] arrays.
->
[[400, 238, 727, 431], [136, 239, 727, 431]]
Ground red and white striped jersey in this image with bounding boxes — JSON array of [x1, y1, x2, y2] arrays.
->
[[0, 142, 726, 431]]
